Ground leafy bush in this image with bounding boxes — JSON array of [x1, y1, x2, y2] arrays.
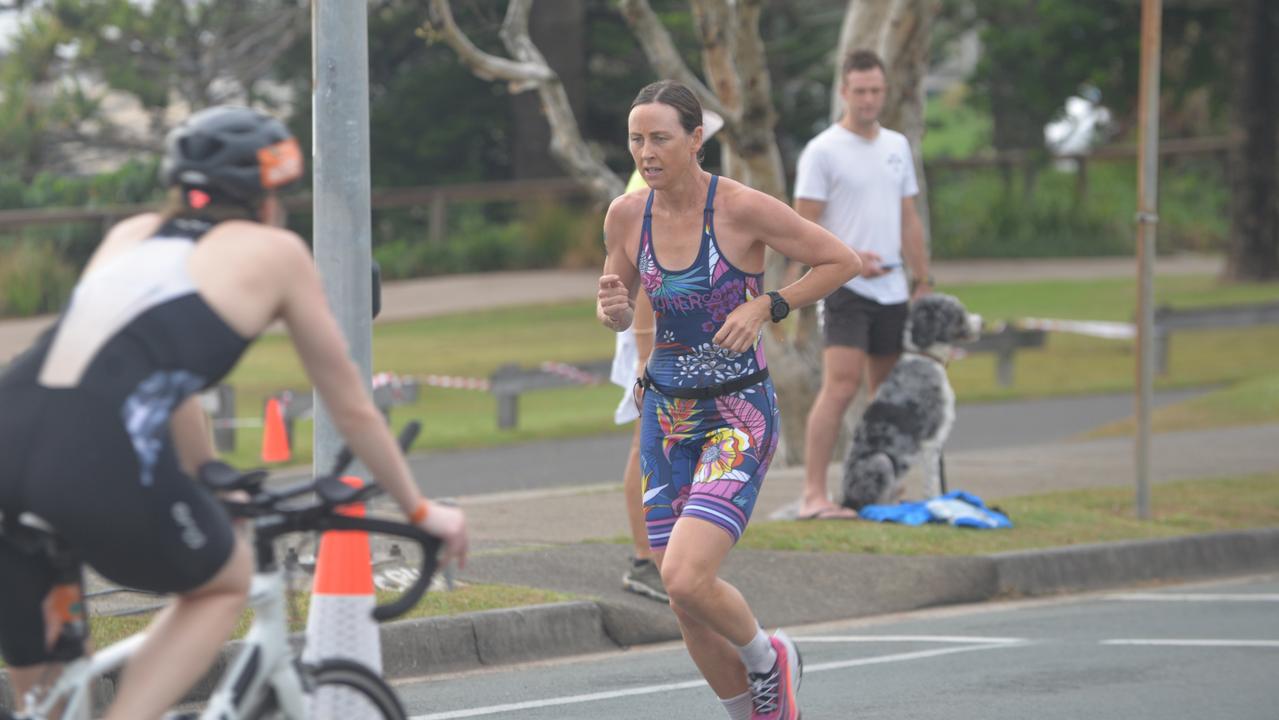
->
[[929, 160, 1228, 258], [372, 200, 605, 278], [0, 240, 77, 317]]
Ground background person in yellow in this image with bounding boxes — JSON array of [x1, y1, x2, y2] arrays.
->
[[611, 109, 723, 602]]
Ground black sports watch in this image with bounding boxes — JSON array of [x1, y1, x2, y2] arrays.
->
[[766, 291, 790, 323]]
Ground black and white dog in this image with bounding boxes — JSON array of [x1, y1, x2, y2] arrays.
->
[[841, 293, 982, 511]]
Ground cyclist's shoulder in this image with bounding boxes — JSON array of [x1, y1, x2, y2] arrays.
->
[[204, 220, 310, 263]]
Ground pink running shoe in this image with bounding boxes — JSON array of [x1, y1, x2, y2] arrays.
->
[[748, 629, 803, 720]]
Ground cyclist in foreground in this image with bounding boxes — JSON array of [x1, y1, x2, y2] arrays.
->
[[0, 105, 467, 720]]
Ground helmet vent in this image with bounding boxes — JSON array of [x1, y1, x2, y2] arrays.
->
[[180, 135, 226, 162]]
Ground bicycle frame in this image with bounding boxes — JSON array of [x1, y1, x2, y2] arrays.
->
[[25, 567, 307, 720], [14, 421, 436, 720]]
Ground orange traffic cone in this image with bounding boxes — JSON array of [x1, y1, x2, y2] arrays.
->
[[260, 397, 290, 463], [303, 477, 382, 718]]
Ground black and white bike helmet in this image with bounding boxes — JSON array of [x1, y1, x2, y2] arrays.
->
[[160, 105, 303, 209]]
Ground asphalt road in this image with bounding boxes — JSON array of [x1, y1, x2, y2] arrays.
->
[[392, 574, 1279, 719], [404, 387, 1209, 499]]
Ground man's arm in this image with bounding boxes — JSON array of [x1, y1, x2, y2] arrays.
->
[[901, 195, 930, 298]]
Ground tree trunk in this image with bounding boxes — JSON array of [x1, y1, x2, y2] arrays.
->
[[1226, 0, 1279, 281], [691, 0, 743, 177]]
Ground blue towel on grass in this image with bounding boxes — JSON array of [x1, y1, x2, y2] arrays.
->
[[858, 491, 1013, 529]]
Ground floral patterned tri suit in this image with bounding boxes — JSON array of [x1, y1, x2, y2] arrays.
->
[[638, 175, 780, 549]]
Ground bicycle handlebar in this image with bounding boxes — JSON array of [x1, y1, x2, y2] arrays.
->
[[203, 420, 441, 623], [317, 514, 440, 621]]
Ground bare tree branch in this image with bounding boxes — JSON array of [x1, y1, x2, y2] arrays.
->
[[617, 0, 732, 122], [423, 0, 553, 90], [423, 0, 623, 203], [218, 6, 309, 95]]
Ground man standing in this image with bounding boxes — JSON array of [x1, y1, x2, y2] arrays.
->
[[792, 49, 931, 520]]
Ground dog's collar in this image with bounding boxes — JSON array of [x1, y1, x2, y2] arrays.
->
[[904, 349, 949, 367]]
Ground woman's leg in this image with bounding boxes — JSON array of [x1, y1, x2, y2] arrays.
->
[[102, 537, 252, 720], [656, 517, 758, 699], [624, 420, 653, 561]]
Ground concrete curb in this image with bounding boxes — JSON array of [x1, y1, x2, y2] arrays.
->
[[990, 527, 1279, 598], [4, 528, 1277, 706]]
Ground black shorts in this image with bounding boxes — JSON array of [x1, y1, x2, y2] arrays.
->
[[822, 287, 908, 356], [0, 390, 235, 667]]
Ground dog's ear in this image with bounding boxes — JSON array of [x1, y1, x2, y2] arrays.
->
[[937, 294, 970, 343], [909, 299, 939, 349]]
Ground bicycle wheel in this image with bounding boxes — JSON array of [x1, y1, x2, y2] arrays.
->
[[245, 658, 407, 720]]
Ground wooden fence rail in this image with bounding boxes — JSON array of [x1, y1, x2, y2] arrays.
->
[[0, 136, 1235, 237]]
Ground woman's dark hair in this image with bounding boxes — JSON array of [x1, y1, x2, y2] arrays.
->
[[630, 80, 706, 163]]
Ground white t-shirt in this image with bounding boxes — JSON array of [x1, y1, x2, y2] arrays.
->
[[794, 124, 918, 304]]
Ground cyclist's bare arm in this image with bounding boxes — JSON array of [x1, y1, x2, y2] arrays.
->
[[274, 236, 417, 508], [274, 235, 468, 565]]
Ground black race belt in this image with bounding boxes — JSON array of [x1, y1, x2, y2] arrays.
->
[[638, 368, 770, 401]]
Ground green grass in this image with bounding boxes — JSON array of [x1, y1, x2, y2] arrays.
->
[[944, 276, 1279, 402], [219, 274, 1279, 468], [948, 275, 1279, 324], [737, 473, 1279, 556], [1084, 372, 1279, 438], [83, 582, 573, 660]]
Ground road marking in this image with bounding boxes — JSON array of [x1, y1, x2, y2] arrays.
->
[[1102, 639, 1279, 648], [1106, 593, 1279, 603], [804, 641, 1028, 673], [410, 641, 1026, 719], [797, 634, 1025, 645], [410, 678, 707, 719]]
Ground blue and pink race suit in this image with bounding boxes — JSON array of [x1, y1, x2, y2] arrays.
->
[[637, 175, 780, 549]]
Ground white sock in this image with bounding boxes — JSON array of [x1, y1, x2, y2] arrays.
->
[[737, 627, 777, 675], [721, 690, 753, 720]]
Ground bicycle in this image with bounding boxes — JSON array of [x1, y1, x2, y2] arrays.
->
[[2, 421, 440, 720]]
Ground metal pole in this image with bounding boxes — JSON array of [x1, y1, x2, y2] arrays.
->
[[1134, 0, 1162, 520], [311, 2, 373, 474]]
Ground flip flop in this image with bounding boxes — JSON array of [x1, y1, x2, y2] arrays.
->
[[797, 505, 859, 521]]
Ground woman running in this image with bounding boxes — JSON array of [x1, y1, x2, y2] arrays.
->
[[597, 81, 861, 720]]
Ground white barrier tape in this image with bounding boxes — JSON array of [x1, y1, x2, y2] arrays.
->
[[421, 374, 491, 391], [1016, 317, 1135, 340], [539, 361, 603, 385]]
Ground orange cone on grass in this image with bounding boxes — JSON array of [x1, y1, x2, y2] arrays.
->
[[260, 397, 290, 463], [303, 476, 381, 718]]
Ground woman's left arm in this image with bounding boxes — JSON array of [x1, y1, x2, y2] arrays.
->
[[756, 192, 861, 308], [713, 190, 861, 353]]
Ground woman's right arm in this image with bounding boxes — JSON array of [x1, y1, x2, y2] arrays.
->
[[597, 196, 641, 332], [275, 236, 468, 567]]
